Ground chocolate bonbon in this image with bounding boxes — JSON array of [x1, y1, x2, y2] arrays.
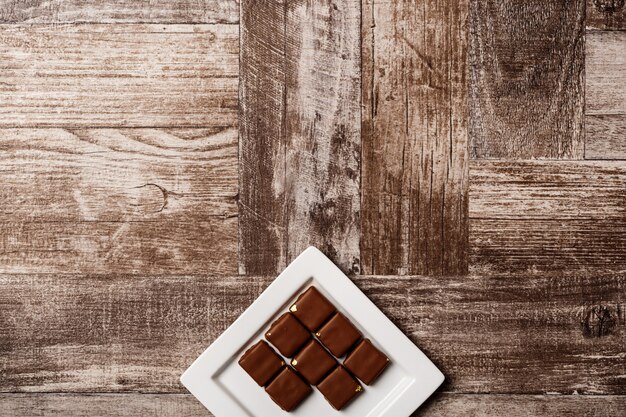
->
[[238, 340, 284, 386], [265, 367, 312, 411], [343, 339, 390, 385], [266, 312, 311, 357], [291, 339, 336, 385], [289, 286, 335, 331], [316, 312, 362, 357], [317, 365, 363, 410]]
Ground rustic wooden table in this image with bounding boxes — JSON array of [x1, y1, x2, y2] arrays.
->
[[1, 1, 625, 416]]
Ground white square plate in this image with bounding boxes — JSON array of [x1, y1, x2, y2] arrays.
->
[[181, 246, 444, 417]]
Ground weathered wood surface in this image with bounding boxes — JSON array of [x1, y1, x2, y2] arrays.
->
[[2, 274, 624, 394], [587, 0, 626, 30], [0, 128, 238, 221], [585, 115, 626, 159], [586, 31, 626, 160], [2, 394, 626, 417], [0, 394, 207, 416], [469, 0, 585, 159], [239, 0, 361, 275], [361, 0, 469, 276], [0, 221, 236, 274], [471, 161, 626, 274], [0, 24, 238, 127], [0, 128, 237, 274], [0, 0, 239, 24], [415, 394, 626, 416]]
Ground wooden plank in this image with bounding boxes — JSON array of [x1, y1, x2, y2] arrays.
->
[[239, 0, 361, 275], [361, 0, 469, 276], [0, 220, 237, 274], [416, 394, 626, 416], [587, 31, 626, 116], [2, 394, 626, 417], [587, 0, 626, 30], [470, 160, 626, 274], [0, 0, 239, 24], [1, 273, 624, 394], [0, 128, 237, 274], [586, 115, 626, 159], [0, 394, 206, 416], [469, 0, 585, 159], [0, 128, 237, 221], [0, 24, 238, 128], [586, 31, 626, 159], [0, 274, 267, 392]]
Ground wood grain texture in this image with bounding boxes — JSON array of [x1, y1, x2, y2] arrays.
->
[[587, 0, 626, 30], [2, 274, 625, 394], [0, 24, 238, 127], [0, 128, 237, 274], [0, 0, 239, 24], [586, 31, 626, 160], [0, 275, 265, 392], [471, 161, 626, 274], [0, 220, 237, 274], [587, 31, 626, 115], [2, 394, 626, 417], [239, 0, 361, 275], [416, 394, 626, 416], [0, 394, 207, 416], [469, 0, 585, 159], [0, 128, 238, 221], [361, 0, 469, 276], [586, 115, 626, 159]]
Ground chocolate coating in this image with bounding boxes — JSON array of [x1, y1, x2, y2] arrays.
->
[[238, 340, 284, 387], [265, 312, 311, 357], [343, 339, 390, 385], [290, 286, 336, 331], [316, 312, 362, 357], [317, 366, 363, 410], [265, 367, 312, 411], [291, 339, 336, 385]]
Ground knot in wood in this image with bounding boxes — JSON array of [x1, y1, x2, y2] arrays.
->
[[580, 305, 617, 338], [593, 0, 625, 13]]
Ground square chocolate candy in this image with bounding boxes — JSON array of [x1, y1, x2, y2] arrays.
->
[[343, 339, 390, 385], [290, 286, 336, 331], [316, 312, 362, 357], [238, 340, 284, 387], [317, 366, 363, 410], [265, 367, 312, 412], [265, 312, 311, 357], [291, 339, 336, 385]]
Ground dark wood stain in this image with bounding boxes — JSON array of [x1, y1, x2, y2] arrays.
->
[[361, 0, 469, 276], [469, 0, 585, 158], [580, 305, 621, 338], [587, 0, 626, 30]]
